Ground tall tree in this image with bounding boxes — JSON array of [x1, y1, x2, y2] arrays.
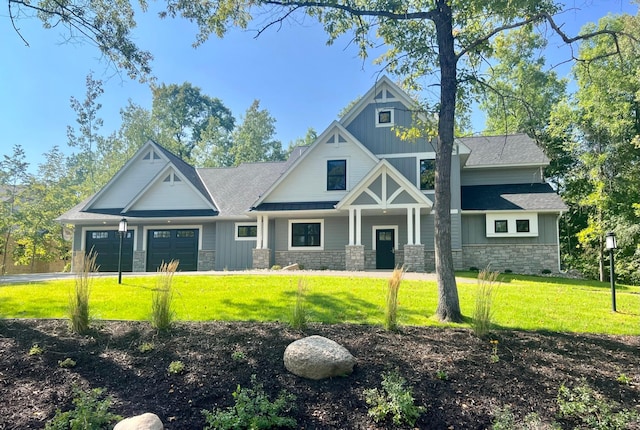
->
[[0, 145, 29, 275], [151, 82, 235, 163], [164, 0, 636, 321], [230, 100, 285, 165]]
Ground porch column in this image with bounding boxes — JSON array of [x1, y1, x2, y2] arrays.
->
[[256, 215, 263, 249], [406, 207, 414, 245], [415, 207, 421, 245], [262, 215, 269, 249], [355, 208, 362, 246], [348, 208, 355, 246]]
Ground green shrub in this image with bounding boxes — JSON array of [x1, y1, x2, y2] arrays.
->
[[270, 265, 282, 270], [151, 260, 178, 331], [364, 370, 424, 426], [168, 360, 185, 375], [289, 279, 309, 330], [472, 269, 499, 338], [58, 358, 77, 368], [69, 251, 98, 334], [29, 344, 44, 356], [492, 406, 546, 430], [45, 387, 121, 430], [384, 267, 404, 331], [202, 374, 297, 429], [138, 342, 155, 353], [557, 380, 639, 429]]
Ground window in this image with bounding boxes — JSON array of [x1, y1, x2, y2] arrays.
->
[[176, 230, 195, 238], [91, 232, 109, 239], [291, 222, 321, 247], [327, 160, 346, 191], [419, 159, 435, 190], [516, 219, 530, 233], [153, 231, 171, 239], [494, 220, 508, 233], [375, 108, 394, 127], [236, 223, 257, 240]]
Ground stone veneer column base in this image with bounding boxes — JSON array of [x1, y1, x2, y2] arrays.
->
[[252, 248, 271, 269], [403, 244, 425, 272], [345, 245, 365, 271], [132, 251, 146, 272], [198, 250, 215, 271]]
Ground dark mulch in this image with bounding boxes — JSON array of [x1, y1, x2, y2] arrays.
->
[[0, 319, 638, 429]]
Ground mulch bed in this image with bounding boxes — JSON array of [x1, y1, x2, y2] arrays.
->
[[0, 319, 638, 429]]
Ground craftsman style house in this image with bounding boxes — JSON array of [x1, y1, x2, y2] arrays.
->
[[58, 76, 566, 274]]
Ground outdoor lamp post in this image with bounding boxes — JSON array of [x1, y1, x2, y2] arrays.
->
[[605, 231, 617, 312], [118, 218, 128, 284]]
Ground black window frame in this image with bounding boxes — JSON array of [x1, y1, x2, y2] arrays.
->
[[419, 159, 436, 190], [291, 222, 321, 248], [237, 225, 258, 239], [516, 219, 530, 233], [378, 110, 392, 124], [327, 159, 347, 191], [494, 220, 508, 233]]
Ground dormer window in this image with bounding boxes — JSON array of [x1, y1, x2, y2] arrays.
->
[[143, 150, 161, 161], [376, 108, 394, 127], [163, 172, 181, 185]]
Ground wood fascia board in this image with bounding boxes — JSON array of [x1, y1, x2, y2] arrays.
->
[[251, 121, 379, 207], [82, 140, 159, 211]]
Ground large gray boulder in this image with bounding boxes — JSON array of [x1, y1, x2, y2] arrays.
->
[[113, 412, 163, 430], [284, 335, 356, 380]]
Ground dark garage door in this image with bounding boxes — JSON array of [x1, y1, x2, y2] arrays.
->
[[85, 230, 134, 272], [147, 229, 198, 272]]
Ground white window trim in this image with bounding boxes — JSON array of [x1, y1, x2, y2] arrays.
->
[[485, 213, 538, 238], [143, 225, 203, 251], [375, 107, 395, 127], [372, 225, 399, 250], [235, 222, 258, 241], [288, 219, 324, 251], [81, 225, 138, 251]]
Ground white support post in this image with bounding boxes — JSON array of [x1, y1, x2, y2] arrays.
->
[[263, 215, 269, 249], [348, 208, 355, 246], [356, 208, 362, 246], [415, 207, 421, 245], [407, 207, 414, 245], [256, 215, 263, 249]]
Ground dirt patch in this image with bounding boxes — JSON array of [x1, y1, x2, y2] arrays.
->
[[0, 319, 638, 429]]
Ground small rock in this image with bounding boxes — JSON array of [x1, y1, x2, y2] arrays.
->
[[282, 263, 300, 271], [284, 335, 355, 380], [114, 412, 163, 430]]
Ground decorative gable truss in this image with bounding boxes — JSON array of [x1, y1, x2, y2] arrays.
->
[[336, 160, 432, 247]]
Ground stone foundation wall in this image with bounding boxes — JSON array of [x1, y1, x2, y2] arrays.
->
[[275, 251, 345, 270], [345, 245, 365, 271], [252, 249, 271, 269], [462, 244, 559, 274], [364, 250, 404, 270], [198, 250, 215, 271]]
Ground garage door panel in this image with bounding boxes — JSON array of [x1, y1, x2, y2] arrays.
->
[[147, 229, 198, 272], [85, 230, 134, 272]]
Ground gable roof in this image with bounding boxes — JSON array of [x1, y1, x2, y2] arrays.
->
[[458, 133, 548, 168], [461, 183, 566, 212]]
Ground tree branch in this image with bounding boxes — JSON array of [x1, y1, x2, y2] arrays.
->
[[262, 0, 436, 21]]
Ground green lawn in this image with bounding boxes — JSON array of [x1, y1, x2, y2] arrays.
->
[[0, 272, 638, 335]]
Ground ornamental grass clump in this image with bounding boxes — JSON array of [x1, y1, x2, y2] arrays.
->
[[289, 279, 309, 330], [384, 266, 404, 331], [68, 250, 98, 334], [472, 268, 499, 338], [151, 260, 178, 331]]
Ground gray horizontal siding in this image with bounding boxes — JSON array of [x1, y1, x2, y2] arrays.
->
[[461, 167, 543, 186], [461, 213, 558, 245]]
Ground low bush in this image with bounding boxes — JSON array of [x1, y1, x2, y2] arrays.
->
[[364, 370, 424, 426], [472, 269, 499, 338], [45, 387, 121, 430], [151, 260, 178, 331], [384, 267, 404, 331], [289, 279, 308, 330], [202, 374, 297, 429], [69, 251, 98, 334]]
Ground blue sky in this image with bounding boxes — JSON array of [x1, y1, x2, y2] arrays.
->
[[1, 0, 637, 171]]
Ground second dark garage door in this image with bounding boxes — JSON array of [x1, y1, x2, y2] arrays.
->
[[147, 229, 198, 272]]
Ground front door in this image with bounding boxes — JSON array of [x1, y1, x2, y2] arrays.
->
[[376, 229, 395, 269]]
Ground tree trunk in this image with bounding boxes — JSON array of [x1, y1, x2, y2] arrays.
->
[[433, 0, 462, 322]]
